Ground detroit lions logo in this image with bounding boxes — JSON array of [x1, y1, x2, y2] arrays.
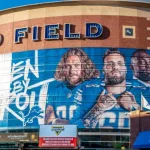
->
[[19, 105, 43, 126]]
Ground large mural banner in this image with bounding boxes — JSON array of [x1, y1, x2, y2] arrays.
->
[[0, 47, 150, 129]]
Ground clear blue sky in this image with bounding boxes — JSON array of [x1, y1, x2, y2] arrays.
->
[[0, 0, 63, 11], [0, 0, 149, 11]]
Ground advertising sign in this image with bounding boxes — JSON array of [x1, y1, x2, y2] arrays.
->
[[0, 47, 150, 129], [39, 125, 77, 148], [0, 133, 38, 142], [14, 23, 103, 43]]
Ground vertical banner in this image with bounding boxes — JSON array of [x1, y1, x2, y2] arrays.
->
[[39, 125, 77, 148], [0, 53, 12, 128]]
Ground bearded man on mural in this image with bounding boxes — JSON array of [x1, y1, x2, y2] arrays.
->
[[82, 48, 141, 128], [44, 48, 103, 125], [131, 49, 150, 87]]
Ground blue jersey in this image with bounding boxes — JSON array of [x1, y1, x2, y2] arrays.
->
[[132, 78, 150, 111], [79, 80, 147, 129], [46, 78, 103, 124]]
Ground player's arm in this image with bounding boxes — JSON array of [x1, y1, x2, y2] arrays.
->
[[45, 104, 69, 125], [117, 91, 140, 110], [44, 105, 56, 124], [82, 91, 117, 127], [44, 89, 57, 125]]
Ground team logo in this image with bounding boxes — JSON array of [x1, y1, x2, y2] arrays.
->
[[51, 126, 64, 136], [19, 105, 43, 126]]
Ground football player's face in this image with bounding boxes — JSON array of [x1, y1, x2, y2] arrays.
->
[[65, 55, 82, 86], [136, 52, 150, 82], [103, 53, 126, 85]]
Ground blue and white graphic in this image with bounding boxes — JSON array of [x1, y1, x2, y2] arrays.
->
[[0, 47, 150, 129]]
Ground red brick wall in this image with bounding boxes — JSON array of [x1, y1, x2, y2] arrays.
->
[[0, 15, 149, 53]]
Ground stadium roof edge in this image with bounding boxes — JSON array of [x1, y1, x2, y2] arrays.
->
[[0, 0, 149, 12]]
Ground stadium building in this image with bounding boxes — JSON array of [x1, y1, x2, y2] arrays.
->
[[0, 0, 149, 149]]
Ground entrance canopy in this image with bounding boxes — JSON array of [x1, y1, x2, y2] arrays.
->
[[133, 131, 150, 149]]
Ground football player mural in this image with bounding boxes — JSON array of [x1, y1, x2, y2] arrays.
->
[[44, 48, 103, 125], [82, 48, 141, 128], [131, 50, 150, 87], [0, 47, 149, 129]]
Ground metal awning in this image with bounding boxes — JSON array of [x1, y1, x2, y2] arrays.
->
[[133, 131, 150, 149]]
